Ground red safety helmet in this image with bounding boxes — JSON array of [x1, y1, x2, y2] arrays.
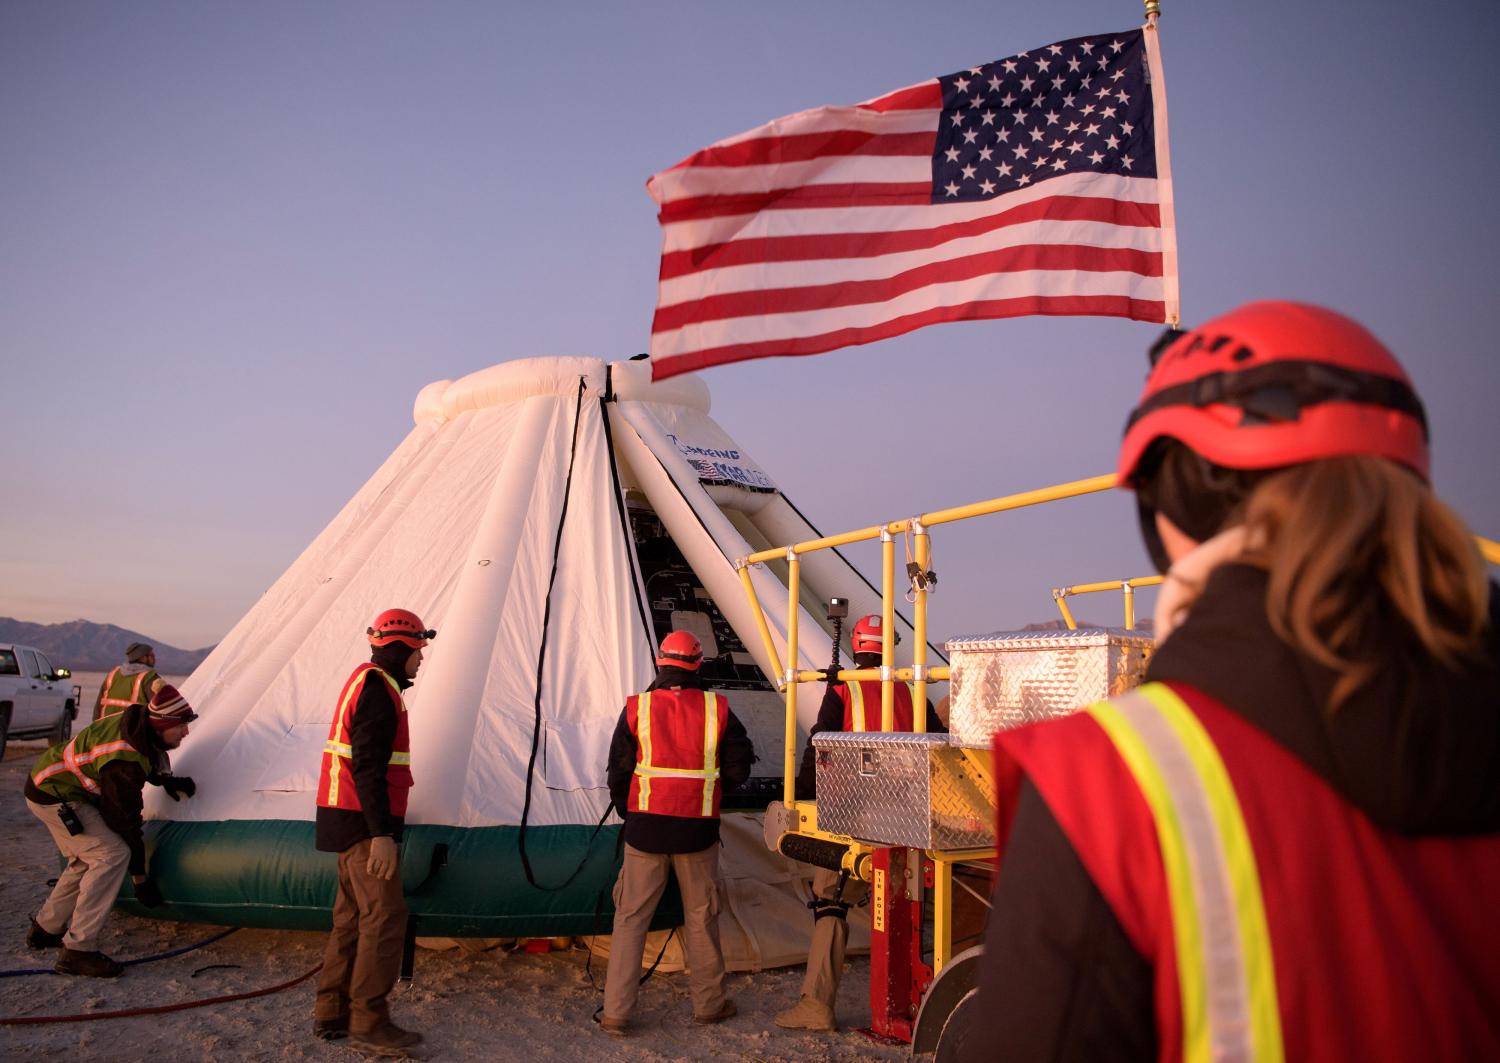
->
[[656, 630, 703, 670], [1118, 301, 1430, 486], [367, 608, 437, 649], [851, 614, 899, 655]]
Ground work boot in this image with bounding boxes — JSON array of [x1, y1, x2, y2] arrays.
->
[[26, 918, 65, 949], [312, 1017, 349, 1040], [693, 998, 738, 1025], [349, 1023, 424, 1058], [775, 996, 835, 1031], [54, 949, 124, 978], [599, 1014, 630, 1036]]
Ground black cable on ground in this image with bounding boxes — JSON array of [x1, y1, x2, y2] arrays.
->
[[0, 961, 320, 1025], [0, 926, 239, 979]]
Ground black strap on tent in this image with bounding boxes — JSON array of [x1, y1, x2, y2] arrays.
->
[[517, 376, 615, 892], [600, 363, 655, 651]]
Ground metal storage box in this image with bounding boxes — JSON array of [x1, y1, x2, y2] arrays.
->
[[813, 731, 994, 849], [945, 627, 1155, 748]]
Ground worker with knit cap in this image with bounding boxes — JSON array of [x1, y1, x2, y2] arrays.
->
[[599, 629, 755, 1035], [312, 608, 435, 1056], [92, 639, 165, 723], [24, 684, 198, 977]]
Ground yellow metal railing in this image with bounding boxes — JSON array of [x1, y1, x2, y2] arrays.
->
[[734, 472, 1500, 810], [734, 473, 1118, 806], [1053, 575, 1165, 630]]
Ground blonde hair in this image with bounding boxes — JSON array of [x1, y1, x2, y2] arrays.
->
[[1239, 457, 1489, 710]]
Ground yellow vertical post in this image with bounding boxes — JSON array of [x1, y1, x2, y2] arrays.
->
[[933, 858, 952, 973], [1122, 580, 1136, 629], [880, 527, 896, 732], [912, 521, 930, 733], [783, 549, 801, 807]]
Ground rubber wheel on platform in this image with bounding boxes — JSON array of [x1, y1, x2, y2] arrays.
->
[[912, 943, 984, 1059]]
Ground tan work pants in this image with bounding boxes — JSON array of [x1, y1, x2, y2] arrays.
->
[[799, 865, 867, 1007], [603, 842, 727, 1022], [314, 837, 409, 1035], [27, 798, 132, 952]]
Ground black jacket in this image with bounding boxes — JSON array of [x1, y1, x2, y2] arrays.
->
[[315, 645, 414, 853], [962, 565, 1500, 1063], [606, 667, 755, 853], [794, 653, 944, 800], [25, 703, 172, 876]]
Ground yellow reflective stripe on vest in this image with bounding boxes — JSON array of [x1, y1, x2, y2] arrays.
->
[[701, 692, 719, 815], [636, 692, 653, 808], [327, 666, 405, 805], [323, 740, 411, 766], [848, 681, 913, 732], [1086, 684, 1283, 1063], [633, 691, 721, 813]]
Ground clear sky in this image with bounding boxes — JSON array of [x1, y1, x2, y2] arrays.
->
[[2, 0, 1497, 651]]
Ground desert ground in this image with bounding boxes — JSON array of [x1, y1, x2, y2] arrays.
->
[[0, 738, 909, 1062]]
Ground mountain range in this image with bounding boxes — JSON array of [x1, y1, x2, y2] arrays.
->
[[0, 617, 215, 674]]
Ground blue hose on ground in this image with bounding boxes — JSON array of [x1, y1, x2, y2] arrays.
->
[[0, 926, 239, 978]]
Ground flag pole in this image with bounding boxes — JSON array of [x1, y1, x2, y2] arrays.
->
[[1141, 0, 1178, 324]]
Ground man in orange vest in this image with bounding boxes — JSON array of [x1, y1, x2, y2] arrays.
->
[[962, 302, 1500, 1061], [92, 641, 164, 722], [312, 608, 434, 1057], [776, 613, 943, 1032], [600, 630, 755, 1035]]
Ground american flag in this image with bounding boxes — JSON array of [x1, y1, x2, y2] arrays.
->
[[647, 27, 1178, 380]]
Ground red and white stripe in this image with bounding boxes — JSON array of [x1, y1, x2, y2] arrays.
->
[[647, 71, 1176, 379]]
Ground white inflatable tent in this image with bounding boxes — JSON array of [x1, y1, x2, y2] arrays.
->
[[147, 356, 934, 960]]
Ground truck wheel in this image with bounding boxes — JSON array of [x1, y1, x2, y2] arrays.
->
[[52, 701, 74, 744], [0, 703, 11, 761], [912, 944, 984, 1060]]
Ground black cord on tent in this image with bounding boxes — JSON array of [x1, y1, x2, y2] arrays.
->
[[600, 364, 656, 653], [518, 376, 614, 893]]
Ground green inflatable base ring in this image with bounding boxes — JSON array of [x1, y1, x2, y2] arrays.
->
[[127, 819, 683, 937]]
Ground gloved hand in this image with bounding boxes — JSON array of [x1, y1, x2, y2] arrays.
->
[[822, 667, 842, 683], [366, 835, 400, 881], [161, 776, 197, 801], [133, 877, 165, 908]]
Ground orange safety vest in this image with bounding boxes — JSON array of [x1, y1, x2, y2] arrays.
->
[[94, 666, 159, 721], [994, 681, 1500, 1063], [837, 679, 915, 732], [316, 663, 414, 817], [626, 688, 729, 819]]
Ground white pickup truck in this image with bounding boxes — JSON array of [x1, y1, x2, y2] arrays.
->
[[0, 642, 79, 759]]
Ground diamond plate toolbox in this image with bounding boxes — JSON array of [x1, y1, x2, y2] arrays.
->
[[945, 627, 1155, 747], [813, 731, 994, 849]]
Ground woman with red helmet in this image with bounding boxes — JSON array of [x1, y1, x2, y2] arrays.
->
[[962, 303, 1500, 1062]]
